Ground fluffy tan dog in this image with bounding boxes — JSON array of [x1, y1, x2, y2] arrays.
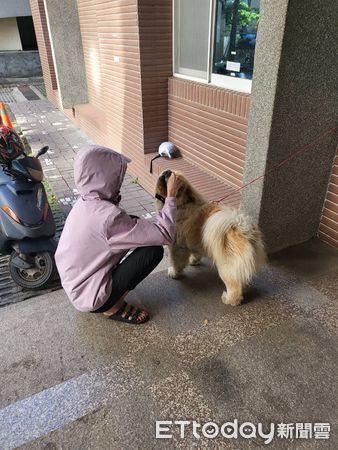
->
[[155, 170, 266, 306]]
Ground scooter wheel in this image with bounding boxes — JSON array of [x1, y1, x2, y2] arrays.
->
[[9, 251, 56, 290]]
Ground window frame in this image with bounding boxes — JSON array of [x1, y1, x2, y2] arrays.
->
[[173, 0, 254, 94]]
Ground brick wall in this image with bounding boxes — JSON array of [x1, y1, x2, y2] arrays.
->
[[31, 0, 250, 197], [168, 77, 250, 188], [319, 149, 338, 249], [31, 0, 249, 194], [31, 0, 173, 193], [30, 0, 57, 93], [138, 0, 172, 153]]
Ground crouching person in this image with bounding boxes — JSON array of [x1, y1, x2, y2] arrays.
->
[[55, 145, 180, 324]]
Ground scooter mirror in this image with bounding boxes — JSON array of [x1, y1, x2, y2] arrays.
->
[[36, 146, 49, 158]]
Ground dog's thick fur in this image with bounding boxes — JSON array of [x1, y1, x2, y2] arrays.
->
[[156, 170, 266, 306]]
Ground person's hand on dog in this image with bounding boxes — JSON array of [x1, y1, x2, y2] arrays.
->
[[167, 173, 182, 197]]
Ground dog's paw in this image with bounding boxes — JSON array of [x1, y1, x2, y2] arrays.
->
[[221, 291, 243, 306], [168, 267, 181, 279], [189, 255, 201, 266]]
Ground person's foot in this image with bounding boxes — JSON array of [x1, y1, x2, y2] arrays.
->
[[104, 301, 150, 324]]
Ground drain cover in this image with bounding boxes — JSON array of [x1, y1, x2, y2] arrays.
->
[[17, 85, 40, 100]]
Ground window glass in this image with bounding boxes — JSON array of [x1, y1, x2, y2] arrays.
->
[[213, 0, 260, 80], [174, 0, 211, 80]]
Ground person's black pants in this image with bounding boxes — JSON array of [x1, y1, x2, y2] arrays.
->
[[92, 246, 164, 313]]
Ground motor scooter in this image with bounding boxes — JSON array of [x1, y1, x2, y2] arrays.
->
[[0, 146, 58, 289]]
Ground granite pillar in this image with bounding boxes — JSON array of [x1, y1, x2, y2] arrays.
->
[[241, 0, 337, 252], [43, 0, 88, 108]]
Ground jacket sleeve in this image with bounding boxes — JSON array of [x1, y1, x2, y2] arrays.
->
[[105, 197, 176, 250]]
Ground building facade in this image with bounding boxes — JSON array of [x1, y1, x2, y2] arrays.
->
[[30, 0, 337, 251], [0, 0, 42, 77]]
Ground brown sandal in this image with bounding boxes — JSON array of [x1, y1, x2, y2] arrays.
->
[[107, 301, 150, 324]]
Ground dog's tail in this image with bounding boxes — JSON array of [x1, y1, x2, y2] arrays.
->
[[202, 207, 266, 285]]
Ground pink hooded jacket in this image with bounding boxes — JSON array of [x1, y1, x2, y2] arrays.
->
[[55, 145, 176, 312]]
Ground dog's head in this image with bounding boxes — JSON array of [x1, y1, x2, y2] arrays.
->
[[155, 169, 201, 209]]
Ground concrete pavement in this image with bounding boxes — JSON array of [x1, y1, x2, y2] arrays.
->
[[0, 238, 337, 449]]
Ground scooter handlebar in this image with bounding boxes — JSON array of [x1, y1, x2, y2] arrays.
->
[[36, 146, 49, 158]]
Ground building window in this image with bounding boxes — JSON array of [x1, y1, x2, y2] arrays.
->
[[174, 0, 212, 81], [173, 0, 260, 93]]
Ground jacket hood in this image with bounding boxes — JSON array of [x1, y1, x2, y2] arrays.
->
[[74, 145, 131, 202]]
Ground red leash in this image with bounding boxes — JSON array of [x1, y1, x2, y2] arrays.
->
[[216, 124, 338, 203]]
